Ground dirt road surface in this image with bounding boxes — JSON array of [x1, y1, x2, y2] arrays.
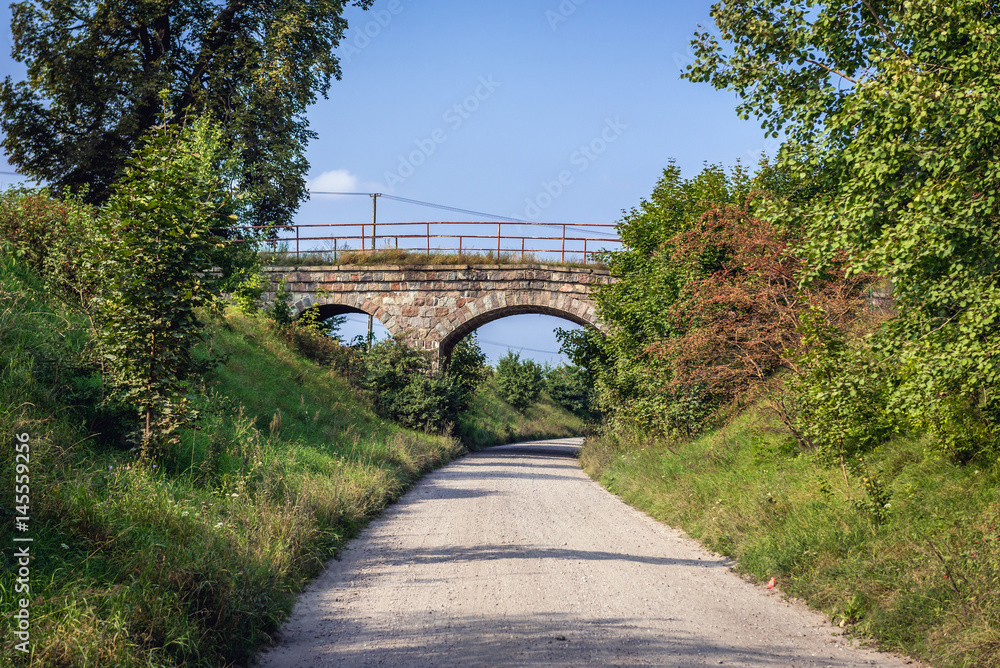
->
[[259, 438, 918, 667]]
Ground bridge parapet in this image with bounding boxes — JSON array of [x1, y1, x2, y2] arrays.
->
[[263, 263, 612, 360]]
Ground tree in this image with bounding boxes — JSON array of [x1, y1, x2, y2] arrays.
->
[[544, 364, 596, 417], [582, 164, 752, 433], [447, 333, 490, 400], [495, 351, 544, 412], [686, 1, 1000, 454], [95, 111, 233, 446], [1, 0, 373, 227], [361, 336, 462, 432]]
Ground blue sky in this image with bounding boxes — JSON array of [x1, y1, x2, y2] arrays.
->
[[0, 1, 773, 365]]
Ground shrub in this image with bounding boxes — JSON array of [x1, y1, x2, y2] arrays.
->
[[447, 333, 490, 406], [94, 113, 233, 446], [544, 364, 596, 417], [382, 374, 462, 432], [362, 337, 461, 431], [779, 309, 898, 460], [266, 281, 294, 326], [0, 188, 100, 302], [495, 351, 543, 411]]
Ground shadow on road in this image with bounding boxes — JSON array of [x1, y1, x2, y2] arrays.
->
[[271, 611, 866, 668]]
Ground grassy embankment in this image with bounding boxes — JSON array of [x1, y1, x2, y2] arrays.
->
[[581, 406, 1000, 667], [0, 253, 583, 667]]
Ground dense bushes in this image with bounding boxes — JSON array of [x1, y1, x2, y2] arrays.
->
[[358, 337, 459, 431], [275, 316, 491, 433], [572, 162, 869, 440], [0, 114, 257, 449], [0, 188, 99, 301], [494, 351, 544, 411], [544, 364, 597, 418]]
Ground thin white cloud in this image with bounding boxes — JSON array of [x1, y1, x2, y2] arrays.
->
[[309, 169, 361, 193]]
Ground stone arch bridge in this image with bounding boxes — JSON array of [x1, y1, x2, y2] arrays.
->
[[263, 263, 612, 361]]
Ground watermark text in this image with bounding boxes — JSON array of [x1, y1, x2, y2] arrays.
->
[[13, 431, 32, 653]]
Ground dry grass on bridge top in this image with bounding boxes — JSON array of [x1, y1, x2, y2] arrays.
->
[[259, 247, 609, 270]]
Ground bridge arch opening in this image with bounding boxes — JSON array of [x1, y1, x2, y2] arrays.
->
[[298, 303, 390, 344], [440, 309, 599, 366]]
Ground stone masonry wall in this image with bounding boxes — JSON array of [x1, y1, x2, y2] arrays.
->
[[262, 263, 612, 359]]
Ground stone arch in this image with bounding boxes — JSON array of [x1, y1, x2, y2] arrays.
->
[[436, 290, 604, 362], [290, 292, 401, 339]]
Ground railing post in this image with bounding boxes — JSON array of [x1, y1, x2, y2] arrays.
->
[[426, 222, 430, 255], [497, 223, 501, 257], [296, 225, 300, 256], [371, 193, 379, 251], [561, 223, 566, 263], [584, 238, 587, 263], [459, 235, 462, 256], [521, 237, 525, 259]]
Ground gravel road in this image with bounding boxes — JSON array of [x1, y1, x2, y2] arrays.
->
[[259, 438, 919, 667]]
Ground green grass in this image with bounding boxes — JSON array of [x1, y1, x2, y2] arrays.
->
[[581, 408, 1000, 667], [456, 375, 589, 449], [0, 251, 584, 667]]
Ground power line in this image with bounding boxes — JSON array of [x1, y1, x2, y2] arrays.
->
[[336, 317, 562, 356], [306, 190, 617, 232], [478, 337, 561, 356], [379, 194, 529, 223]]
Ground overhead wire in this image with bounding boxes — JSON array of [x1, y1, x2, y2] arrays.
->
[[306, 190, 619, 234], [335, 315, 563, 356], [477, 337, 562, 356]]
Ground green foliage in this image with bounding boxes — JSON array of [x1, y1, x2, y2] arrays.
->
[[224, 247, 276, 317], [361, 336, 462, 432], [581, 161, 862, 439], [94, 114, 232, 445], [584, 164, 748, 434], [455, 373, 587, 449], [267, 281, 294, 327], [447, 333, 490, 399], [0, 187, 100, 302], [781, 309, 898, 461], [229, 269, 269, 315], [544, 364, 597, 418], [0, 0, 374, 227], [687, 0, 1000, 460], [494, 351, 544, 412]]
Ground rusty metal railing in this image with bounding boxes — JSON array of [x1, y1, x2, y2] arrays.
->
[[233, 221, 621, 264]]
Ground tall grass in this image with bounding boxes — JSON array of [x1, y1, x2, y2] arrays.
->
[[581, 409, 1000, 667]]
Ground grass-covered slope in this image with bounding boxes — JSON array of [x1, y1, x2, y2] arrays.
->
[[457, 376, 588, 449], [581, 408, 1000, 668], [0, 252, 583, 667]]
